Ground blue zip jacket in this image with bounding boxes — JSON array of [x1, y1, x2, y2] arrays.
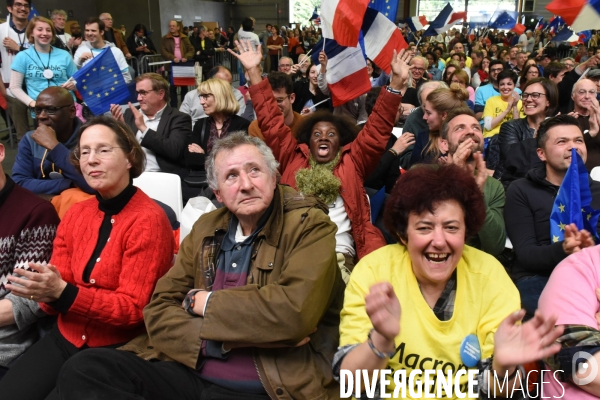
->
[[12, 119, 94, 195]]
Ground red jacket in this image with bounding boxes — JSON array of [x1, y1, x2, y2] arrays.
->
[[40, 189, 174, 348], [249, 78, 401, 259]]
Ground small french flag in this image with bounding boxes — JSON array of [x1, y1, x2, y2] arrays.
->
[[362, 8, 409, 74], [311, 38, 371, 107], [321, 0, 370, 47], [406, 16, 428, 32], [423, 3, 467, 37]]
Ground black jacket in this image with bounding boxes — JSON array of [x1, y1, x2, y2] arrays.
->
[[505, 166, 600, 281], [292, 81, 331, 114], [126, 34, 157, 58], [124, 105, 192, 178], [184, 115, 250, 171], [495, 117, 536, 181], [193, 36, 216, 70]]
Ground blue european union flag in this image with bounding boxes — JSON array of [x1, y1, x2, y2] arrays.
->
[[488, 11, 518, 30], [550, 148, 600, 243], [27, 5, 39, 20], [368, 0, 398, 22], [72, 48, 130, 116]]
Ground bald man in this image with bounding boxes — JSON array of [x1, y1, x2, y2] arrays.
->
[[99, 12, 130, 58], [11, 87, 93, 195], [179, 66, 246, 128], [572, 79, 600, 171]]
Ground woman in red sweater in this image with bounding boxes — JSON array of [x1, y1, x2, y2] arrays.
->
[[1, 117, 174, 399]]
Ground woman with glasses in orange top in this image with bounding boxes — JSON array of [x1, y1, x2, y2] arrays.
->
[[1, 116, 174, 399]]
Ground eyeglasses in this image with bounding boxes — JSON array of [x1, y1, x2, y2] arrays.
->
[[412, 67, 425, 72], [136, 90, 157, 97], [12, 2, 30, 8], [279, 64, 292, 68], [564, 63, 575, 68], [74, 146, 123, 161], [521, 92, 546, 100], [274, 96, 289, 104], [32, 105, 70, 116], [199, 93, 213, 100], [101, 17, 113, 21], [576, 89, 598, 96]]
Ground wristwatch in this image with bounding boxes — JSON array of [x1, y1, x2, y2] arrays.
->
[[182, 289, 204, 316]]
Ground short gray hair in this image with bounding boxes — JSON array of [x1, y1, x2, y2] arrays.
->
[[199, 25, 207, 33], [417, 81, 448, 105], [51, 9, 67, 19], [205, 132, 280, 190]]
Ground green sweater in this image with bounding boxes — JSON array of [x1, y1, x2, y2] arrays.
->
[[467, 176, 506, 257]]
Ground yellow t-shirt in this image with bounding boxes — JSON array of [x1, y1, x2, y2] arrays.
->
[[482, 95, 526, 138], [340, 244, 520, 399]]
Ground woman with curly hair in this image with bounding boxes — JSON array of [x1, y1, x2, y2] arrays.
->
[[335, 163, 562, 398], [230, 40, 413, 280]]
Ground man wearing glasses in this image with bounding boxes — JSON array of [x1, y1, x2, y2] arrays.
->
[[11, 87, 94, 196], [99, 12, 131, 59], [571, 79, 600, 171], [110, 73, 192, 178], [408, 56, 428, 90], [0, 0, 31, 140]]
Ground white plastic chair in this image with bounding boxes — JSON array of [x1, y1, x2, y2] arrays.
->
[[591, 167, 600, 182], [133, 172, 183, 221]]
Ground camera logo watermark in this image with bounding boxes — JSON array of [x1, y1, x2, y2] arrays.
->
[[572, 351, 598, 386]]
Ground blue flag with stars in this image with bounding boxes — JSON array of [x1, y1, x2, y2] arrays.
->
[[27, 5, 39, 20], [72, 48, 129, 116], [368, 0, 398, 22], [550, 148, 600, 244]]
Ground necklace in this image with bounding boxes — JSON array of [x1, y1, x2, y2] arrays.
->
[[33, 46, 54, 80]]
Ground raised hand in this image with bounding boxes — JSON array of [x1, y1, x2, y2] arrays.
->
[[389, 48, 413, 91], [128, 102, 147, 132], [467, 151, 488, 192], [109, 104, 125, 122], [493, 310, 563, 371], [227, 39, 263, 72], [365, 282, 400, 341]]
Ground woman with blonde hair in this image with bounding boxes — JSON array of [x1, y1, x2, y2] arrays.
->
[[10, 16, 77, 109], [449, 68, 475, 105], [410, 84, 470, 166], [183, 78, 250, 200]]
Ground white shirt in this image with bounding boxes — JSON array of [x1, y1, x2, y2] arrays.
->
[[237, 29, 260, 50], [328, 195, 355, 257], [136, 103, 167, 172], [0, 20, 30, 91], [73, 41, 131, 84]]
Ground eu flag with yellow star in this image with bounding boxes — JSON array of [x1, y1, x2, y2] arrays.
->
[[550, 148, 600, 243], [72, 48, 130, 116], [368, 0, 398, 22]]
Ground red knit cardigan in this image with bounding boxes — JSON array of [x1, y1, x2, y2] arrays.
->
[[39, 189, 174, 348]]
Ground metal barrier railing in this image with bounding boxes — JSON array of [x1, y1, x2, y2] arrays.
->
[[137, 54, 170, 76]]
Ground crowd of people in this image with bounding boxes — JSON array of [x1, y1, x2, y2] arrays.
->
[[3, 0, 600, 397]]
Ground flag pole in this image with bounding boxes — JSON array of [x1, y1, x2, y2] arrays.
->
[[323, 38, 326, 52]]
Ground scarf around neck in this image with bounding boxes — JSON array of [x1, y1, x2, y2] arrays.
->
[[295, 151, 341, 205]]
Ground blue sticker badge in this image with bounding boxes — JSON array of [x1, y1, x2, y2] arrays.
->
[[460, 334, 481, 368]]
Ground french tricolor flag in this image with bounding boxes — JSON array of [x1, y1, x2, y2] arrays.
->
[[423, 3, 467, 37], [406, 16, 428, 32], [362, 8, 409, 74], [311, 38, 371, 107], [321, 0, 370, 47]]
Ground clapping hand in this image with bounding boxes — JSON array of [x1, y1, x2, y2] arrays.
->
[[493, 310, 563, 373], [366, 282, 400, 342], [563, 223, 594, 254]]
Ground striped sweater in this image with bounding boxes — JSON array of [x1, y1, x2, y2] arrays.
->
[[0, 176, 59, 366]]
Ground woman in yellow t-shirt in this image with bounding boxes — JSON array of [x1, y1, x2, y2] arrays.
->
[[482, 70, 524, 138], [336, 164, 563, 399]]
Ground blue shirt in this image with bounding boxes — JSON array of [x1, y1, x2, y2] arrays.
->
[[11, 46, 77, 102]]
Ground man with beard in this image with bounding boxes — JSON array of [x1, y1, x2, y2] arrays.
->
[[441, 107, 506, 258], [50, 10, 76, 55], [474, 59, 522, 121]]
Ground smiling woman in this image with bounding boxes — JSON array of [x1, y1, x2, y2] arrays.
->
[[0, 117, 174, 399], [336, 164, 563, 398], [9, 16, 78, 111]]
